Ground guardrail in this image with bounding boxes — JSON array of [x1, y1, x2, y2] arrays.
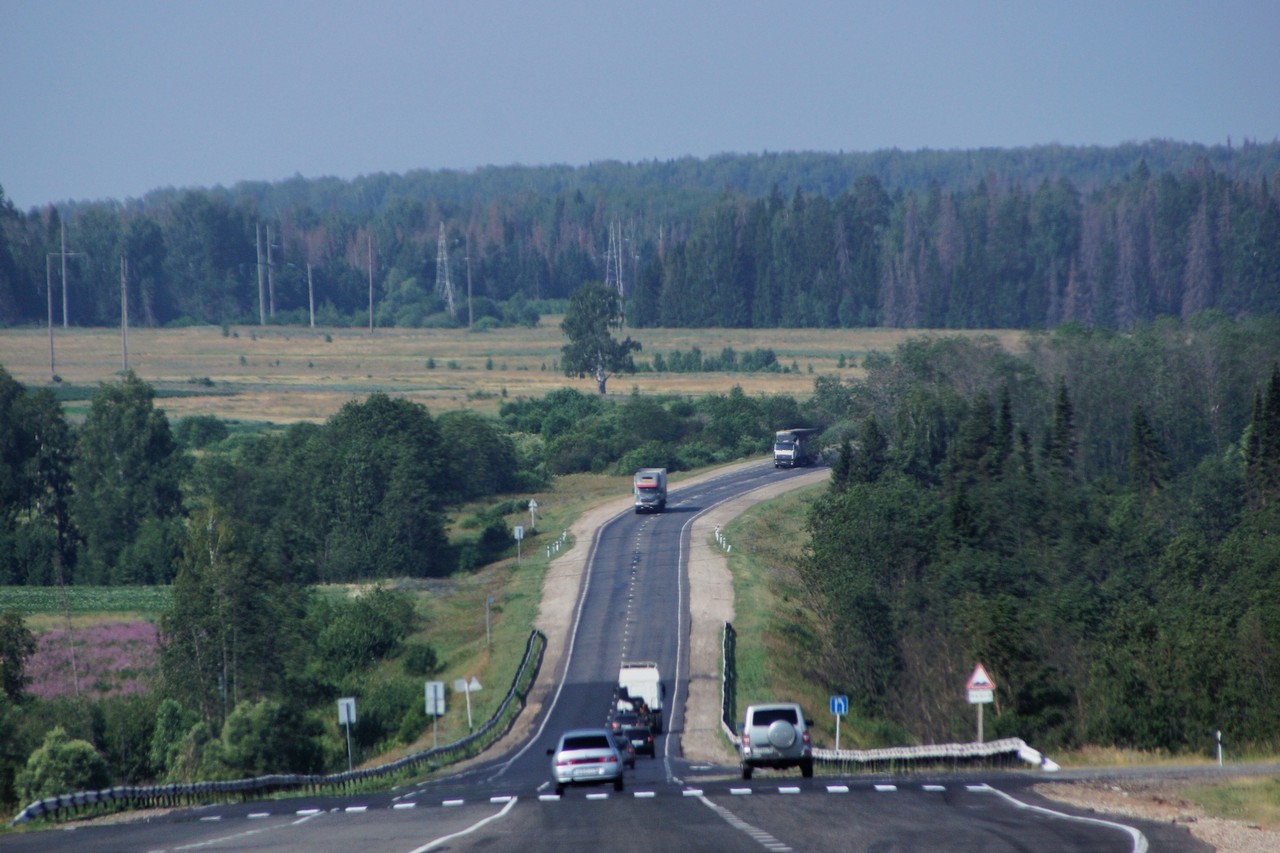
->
[[718, 622, 1058, 773], [11, 629, 547, 826]]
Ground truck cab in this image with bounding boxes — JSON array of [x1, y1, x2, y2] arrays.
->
[[633, 468, 668, 513]]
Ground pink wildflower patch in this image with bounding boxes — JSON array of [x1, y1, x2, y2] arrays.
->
[[28, 621, 159, 700]]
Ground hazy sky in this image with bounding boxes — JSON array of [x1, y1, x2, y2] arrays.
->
[[3, 0, 1277, 210]]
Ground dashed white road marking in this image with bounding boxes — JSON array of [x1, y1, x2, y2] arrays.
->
[[698, 794, 793, 852]]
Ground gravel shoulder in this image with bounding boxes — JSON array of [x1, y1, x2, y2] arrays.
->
[[1035, 778, 1279, 852]]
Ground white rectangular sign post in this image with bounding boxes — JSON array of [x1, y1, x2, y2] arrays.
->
[[830, 695, 849, 750], [425, 681, 445, 749], [337, 697, 357, 771], [966, 664, 996, 743], [514, 524, 524, 563], [454, 677, 482, 731]]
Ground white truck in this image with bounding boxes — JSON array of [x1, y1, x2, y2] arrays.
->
[[615, 661, 666, 733], [633, 468, 668, 513], [773, 428, 819, 468]]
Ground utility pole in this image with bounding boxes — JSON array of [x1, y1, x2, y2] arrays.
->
[[367, 232, 374, 334], [61, 223, 69, 327], [60, 221, 83, 328], [465, 234, 473, 329], [307, 261, 315, 328], [266, 224, 276, 319], [256, 224, 266, 325], [120, 256, 129, 371], [46, 256, 55, 380]]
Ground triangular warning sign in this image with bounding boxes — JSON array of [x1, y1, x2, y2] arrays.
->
[[966, 664, 995, 690]]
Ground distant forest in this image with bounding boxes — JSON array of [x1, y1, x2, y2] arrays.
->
[[1, 140, 1277, 331]]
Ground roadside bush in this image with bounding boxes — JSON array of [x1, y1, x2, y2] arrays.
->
[[353, 679, 419, 750], [614, 441, 681, 475], [16, 727, 109, 804], [315, 588, 417, 675], [401, 643, 439, 677], [219, 699, 325, 776]]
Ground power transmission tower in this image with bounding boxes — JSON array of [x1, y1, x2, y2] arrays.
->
[[436, 223, 456, 318]]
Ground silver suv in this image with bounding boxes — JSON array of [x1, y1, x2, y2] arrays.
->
[[738, 702, 813, 779]]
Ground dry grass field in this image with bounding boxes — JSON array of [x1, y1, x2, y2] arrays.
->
[[0, 321, 1025, 424]]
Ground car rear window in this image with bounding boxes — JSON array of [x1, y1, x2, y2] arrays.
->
[[750, 708, 798, 726], [563, 735, 611, 750]]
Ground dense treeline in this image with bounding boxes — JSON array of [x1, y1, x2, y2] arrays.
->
[[805, 314, 1280, 752], [1, 143, 1277, 331]]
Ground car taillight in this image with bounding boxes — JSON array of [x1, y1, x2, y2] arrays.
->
[[803, 730, 810, 745], [742, 732, 750, 746]]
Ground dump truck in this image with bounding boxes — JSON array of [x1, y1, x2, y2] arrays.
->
[[633, 468, 668, 513], [773, 428, 819, 468], [615, 661, 666, 733]]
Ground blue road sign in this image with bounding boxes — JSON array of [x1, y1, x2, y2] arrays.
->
[[830, 694, 849, 716]]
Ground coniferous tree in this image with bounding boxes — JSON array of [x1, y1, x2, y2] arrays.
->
[[1128, 405, 1169, 496]]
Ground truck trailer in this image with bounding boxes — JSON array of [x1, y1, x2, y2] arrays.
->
[[633, 468, 668, 513], [773, 428, 819, 468], [615, 661, 666, 733]]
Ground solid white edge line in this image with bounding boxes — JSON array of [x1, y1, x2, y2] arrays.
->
[[972, 784, 1149, 853], [487, 516, 613, 782], [409, 795, 520, 853]]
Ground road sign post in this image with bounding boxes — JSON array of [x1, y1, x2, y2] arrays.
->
[[528, 499, 538, 530], [514, 524, 524, 563], [337, 697, 357, 771], [965, 664, 996, 743], [454, 677, 482, 731], [830, 694, 849, 750], [425, 681, 445, 749]]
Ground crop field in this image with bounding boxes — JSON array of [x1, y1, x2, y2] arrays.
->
[[0, 322, 1024, 424], [0, 585, 171, 619]]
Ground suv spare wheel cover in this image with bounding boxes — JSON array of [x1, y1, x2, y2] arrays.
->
[[766, 719, 797, 748]]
